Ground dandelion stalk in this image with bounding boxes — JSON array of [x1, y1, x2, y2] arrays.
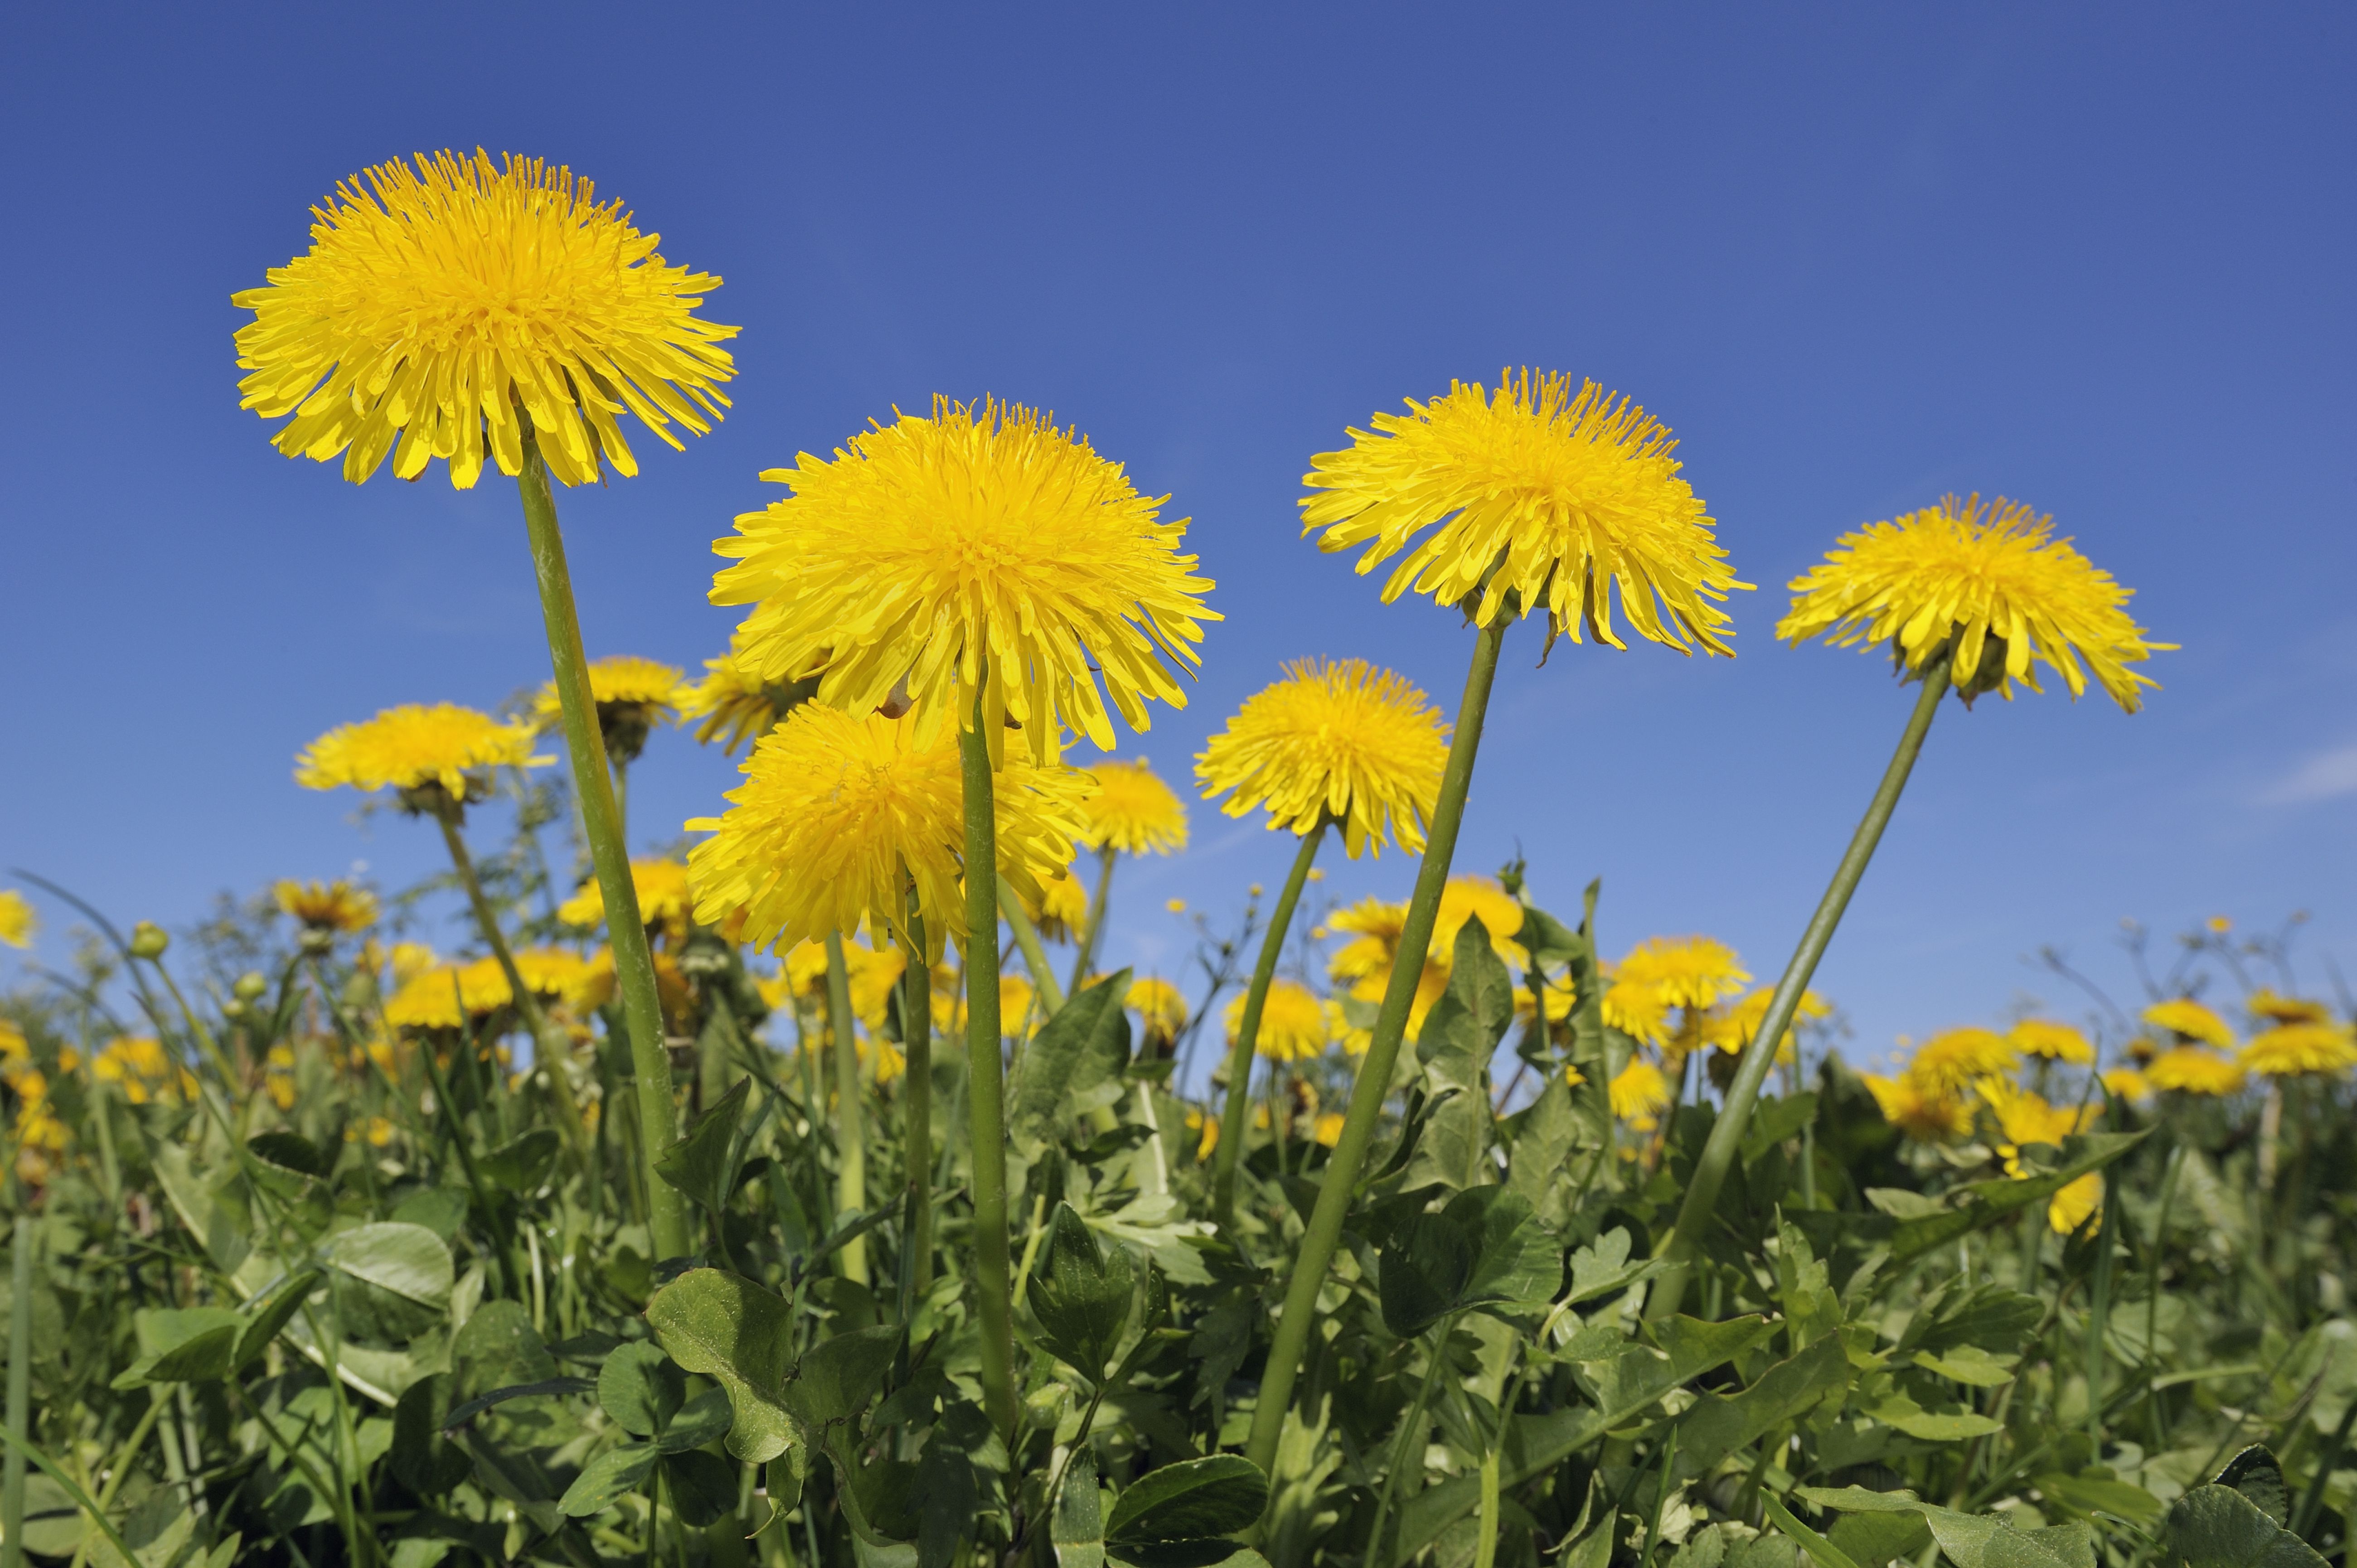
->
[[900, 901, 935, 1302], [517, 436, 690, 1263], [823, 931, 869, 1285], [1068, 846, 1117, 998], [1212, 819, 1327, 1226], [1244, 615, 1506, 1478], [959, 707, 1019, 1442], [1646, 653, 1949, 1321], [998, 886, 1066, 1016]]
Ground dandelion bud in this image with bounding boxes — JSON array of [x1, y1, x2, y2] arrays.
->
[[233, 972, 270, 1002], [129, 921, 170, 959]]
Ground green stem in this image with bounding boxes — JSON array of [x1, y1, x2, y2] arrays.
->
[[1211, 822, 1327, 1228], [1364, 1312, 1460, 1568], [1644, 653, 1950, 1322], [998, 886, 1066, 1017], [901, 907, 935, 1305], [2087, 1173, 2118, 1446], [958, 711, 1019, 1443], [1245, 616, 1507, 1480], [515, 436, 689, 1263], [823, 932, 869, 1286], [4, 1215, 29, 1568], [435, 813, 586, 1150], [1067, 847, 1117, 1000]]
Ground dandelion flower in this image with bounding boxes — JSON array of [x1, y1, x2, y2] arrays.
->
[[1195, 658, 1450, 858], [843, 941, 911, 1032], [1609, 1059, 1673, 1131], [2248, 990, 2332, 1027], [2048, 1172, 2104, 1235], [1778, 494, 2169, 710], [274, 880, 378, 934], [1906, 1028, 2021, 1098], [0, 891, 37, 949], [1977, 1078, 2095, 1173], [682, 636, 812, 755], [2143, 997, 2236, 1050], [233, 150, 735, 490], [559, 859, 694, 938], [1861, 1072, 1974, 1142], [1225, 981, 1331, 1062], [384, 959, 512, 1031], [1703, 985, 1831, 1063], [93, 1037, 191, 1106], [1300, 369, 1743, 653], [2241, 1022, 2357, 1078], [1077, 758, 1189, 855], [713, 397, 1218, 765], [2009, 1018, 2096, 1065], [1313, 1113, 1346, 1148], [1615, 936, 1751, 1014], [687, 703, 1088, 958], [533, 654, 683, 765], [1187, 1109, 1219, 1161], [2145, 1047, 2244, 1096], [1326, 895, 1452, 1039], [2100, 1067, 2153, 1102], [1602, 977, 1669, 1047], [1127, 977, 1189, 1042], [388, 943, 439, 985], [1432, 877, 1528, 967], [295, 704, 548, 812]]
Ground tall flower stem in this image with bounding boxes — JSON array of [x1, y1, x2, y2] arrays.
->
[[958, 711, 1019, 1442], [4, 1213, 28, 1568], [900, 905, 935, 1303], [1067, 846, 1118, 998], [1644, 655, 1950, 1323], [997, 887, 1067, 1016], [1244, 617, 1507, 1479], [1212, 821, 1327, 1227], [823, 931, 869, 1285], [434, 812, 586, 1149], [515, 436, 689, 1264]]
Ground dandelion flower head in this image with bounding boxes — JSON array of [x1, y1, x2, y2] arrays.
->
[[295, 704, 548, 807], [1128, 977, 1188, 1042], [1703, 985, 1830, 1063], [2143, 997, 2236, 1050], [234, 150, 735, 489], [682, 635, 810, 755], [0, 890, 36, 950], [2048, 1172, 2104, 1236], [713, 397, 1218, 766], [2145, 1046, 2244, 1096], [1226, 980, 1333, 1063], [1431, 876, 1528, 968], [1905, 1028, 2022, 1098], [2241, 1022, 2357, 1079], [1609, 1058, 1673, 1131], [1077, 758, 1189, 856], [1300, 370, 1743, 653], [2009, 1018, 2096, 1065], [559, 860, 694, 939], [1614, 935, 1750, 1015], [274, 880, 378, 934], [1195, 658, 1450, 858], [2101, 1067, 2153, 1103], [1977, 1078, 2095, 1173], [1862, 1071, 1975, 1143], [1778, 494, 2169, 711], [1030, 870, 1091, 944], [2248, 990, 2332, 1028]]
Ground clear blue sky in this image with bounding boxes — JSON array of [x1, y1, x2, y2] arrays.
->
[[4, 3, 2352, 1065]]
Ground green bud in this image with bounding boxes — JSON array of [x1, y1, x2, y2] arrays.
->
[[129, 921, 170, 960], [233, 972, 269, 1003]]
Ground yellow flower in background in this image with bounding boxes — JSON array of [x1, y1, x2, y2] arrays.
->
[[1313, 1113, 1346, 1148], [1703, 985, 1831, 1063], [1187, 1109, 1219, 1161], [265, 1044, 299, 1110], [1301, 370, 1742, 653], [385, 953, 582, 1031], [0, 890, 36, 949], [681, 636, 809, 755], [2248, 990, 2333, 1027], [2010, 1018, 2096, 1065], [1609, 1058, 1673, 1131], [713, 396, 1219, 767], [560, 860, 694, 938], [999, 974, 1037, 1036], [688, 704, 1087, 959], [295, 704, 548, 803], [2143, 997, 2235, 1050], [388, 943, 439, 985], [1127, 977, 1189, 1041], [2048, 1172, 2104, 1235], [1030, 871, 1091, 944], [1432, 877, 1528, 966], [2101, 1067, 2153, 1102], [93, 1037, 191, 1106], [533, 654, 683, 729], [1601, 976, 1669, 1047], [2145, 1047, 2244, 1096], [1977, 1078, 2097, 1174], [1615, 936, 1751, 1015], [844, 942, 911, 1031], [233, 150, 736, 489], [1516, 974, 1576, 1027], [1325, 896, 1450, 1040], [1861, 1071, 1975, 1143], [1226, 980, 1332, 1062], [1194, 658, 1450, 859], [1077, 758, 1189, 856], [2241, 1022, 2357, 1079], [1778, 494, 2169, 710], [512, 948, 597, 1008], [1906, 1028, 2021, 1098], [274, 879, 378, 934], [347, 1116, 397, 1148]]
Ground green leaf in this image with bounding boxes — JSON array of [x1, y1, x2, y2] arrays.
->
[[1911, 1348, 2018, 1388], [1673, 1336, 1850, 1480], [235, 1268, 324, 1370], [247, 1130, 330, 1178], [784, 1325, 903, 1441], [1867, 1396, 2006, 1441], [647, 1268, 796, 1463], [152, 1143, 252, 1276], [1030, 1202, 1136, 1378], [1417, 917, 1515, 1090], [2032, 1472, 2164, 1526], [2163, 1484, 2328, 1568], [391, 1374, 475, 1495], [438, 1377, 597, 1431], [453, 1298, 557, 1393], [2216, 1446, 2291, 1527], [479, 1129, 562, 1197], [390, 1186, 469, 1240], [598, 1341, 685, 1438], [661, 1387, 735, 1454], [656, 1077, 751, 1215], [1105, 1454, 1269, 1544], [1054, 1447, 1106, 1568], [558, 1441, 657, 1517], [1564, 1226, 1664, 1307], [110, 1307, 242, 1388], [1452, 1186, 1561, 1312], [1763, 1492, 1864, 1568], [660, 1450, 742, 1527], [1889, 1133, 2147, 1263], [1379, 1206, 1474, 1336], [1009, 970, 1134, 1158], [322, 1222, 453, 1342], [1796, 1486, 2099, 1568], [16, 1474, 89, 1559]]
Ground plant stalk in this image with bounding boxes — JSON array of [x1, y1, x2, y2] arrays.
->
[[998, 886, 1066, 1017], [1645, 653, 1950, 1321], [435, 812, 586, 1149], [823, 931, 869, 1286], [515, 436, 689, 1263], [959, 710, 1019, 1442], [4, 1214, 28, 1568], [1211, 821, 1327, 1227], [1067, 846, 1117, 999], [901, 907, 935, 1303], [1244, 615, 1507, 1479]]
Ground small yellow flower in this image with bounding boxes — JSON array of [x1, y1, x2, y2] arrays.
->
[[1615, 937, 1751, 1014], [1301, 369, 1743, 653], [1166, 899, 1188, 915], [681, 637, 810, 755], [1432, 878, 1528, 967], [999, 974, 1037, 1036], [295, 704, 548, 808], [274, 879, 379, 934], [1030, 871, 1091, 944], [388, 943, 439, 984], [559, 859, 695, 939], [2143, 997, 2235, 1050], [1861, 1071, 1975, 1143], [1702, 985, 1831, 1064], [2100, 1067, 2152, 1102], [345, 1116, 397, 1147], [2009, 1018, 2096, 1065], [2241, 1022, 2357, 1079], [1077, 758, 1189, 856], [2206, 915, 2232, 934], [1195, 658, 1450, 859], [1126, 977, 1189, 1041], [1325, 896, 1453, 1041], [1778, 494, 2170, 710], [533, 655, 684, 765], [2248, 990, 2332, 1027], [1226, 981, 1332, 1062], [265, 1045, 298, 1110], [233, 150, 735, 490], [1608, 1059, 1673, 1131], [1186, 1108, 1219, 1161], [1601, 976, 1669, 1047], [93, 1036, 187, 1106], [1906, 1028, 2021, 1098], [1977, 1078, 2097, 1174], [2145, 1046, 2244, 1096], [844, 942, 911, 1032], [2048, 1172, 2104, 1235], [0, 890, 36, 949], [1313, 1113, 1346, 1148]]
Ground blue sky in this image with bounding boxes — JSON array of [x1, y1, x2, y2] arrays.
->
[[3, 3, 2352, 1066]]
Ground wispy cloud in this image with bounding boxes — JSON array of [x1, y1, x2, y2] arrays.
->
[[2262, 744, 2357, 805]]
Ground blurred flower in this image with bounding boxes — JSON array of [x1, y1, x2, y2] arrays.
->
[[274, 879, 378, 934], [1906, 1028, 2021, 1099], [1030, 871, 1091, 944], [1601, 976, 1669, 1047], [295, 704, 548, 812], [1313, 1113, 1346, 1147], [385, 950, 588, 1031], [1778, 493, 2168, 710], [1327, 896, 1450, 1041], [1614, 936, 1750, 1014], [681, 637, 810, 755], [2100, 1067, 2153, 1103], [1432, 877, 1528, 967], [2248, 990, 2332, 1027], [1077, 758, 1189, 856], [714, 396, 1217, 767], [389, 943, 438, 984], [1225, 980, 1332, 1063], [1127, 978, 1188, 1047], [1165, 899, 1188, 915], [1186, 1108, 1218, 1161], [534, 654, 683, 766], [346, 1116, 396, 1147], [999, 975, 1036, 1037], [0, 890, 36, 949], [2048, 1172, 2104, 1235], [559, 859, 694, 940], [1861, 1071, 1975, 1143], [1977, 1078, 2097, 1175], [1195, 658, 1449, 859], [1301, 369, 1741, 654], [265, 1044, 298, 1110], [233, 150, 735, 490], [1702, 985, 1831, 1065], [2010, 1018, 2095, 1065], [93, 1036, 192, 1106], [2145, 1047, 2244, 1096], [2143, 997, 2235, 1050], [1609, 1058, 1673, 1132], [2241, 1022, 2357, 1079]]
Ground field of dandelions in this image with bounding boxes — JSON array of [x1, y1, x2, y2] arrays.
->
[[0, 148, 2347, 1568]]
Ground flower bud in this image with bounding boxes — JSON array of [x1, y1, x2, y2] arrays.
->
[[129, 921, 170, 959], [233, 972, 270, 1003]]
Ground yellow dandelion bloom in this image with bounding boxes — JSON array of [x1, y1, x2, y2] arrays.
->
[[295, 704, 548, 805], [2145, 1046, 2244, 1096], [2009, 1018, 2096, 1065], [2048, 1172, 2104, 1235], [689, 704, 1086, 959], [1300, 369, 1743, 653], [1325, 895, 1453, 1040], [1778, 494, 2169, 710], [1601, 975, 1669, 1046], [2101, 1067, 2153, 1102], [383, 959, 510, 1031], [1615, 937, 1751, 1014], [1313, 1113, 1346, 1148], [2249, 990, 2332, 1027], [998, 974, 1038, 1038], [388, 943, 439, 985], [2143, 997, 2235, 1050], [559, 859, 694, 938], [1076, 758, 1188, 856], [1187, 1109, 1219, 1161], [1030, 871, 1091, 944], [1516, 974, 1577, 1027], [0, 890, 36, 949], [274, 879, 378, 934], [264, 1044, 299, 1111], [1861, 1071, 1975, 1143], [347, 1116, 397, 1148], [1609, 1059, 1673, 1131], [93, 1037, 188, 1106], [681, 635, 810, 755], [1194, 658, 1450, 859], [1977, 1078, 2096, 1174], [2241, 1022, 2357, 1079], [1127, 977, 1189, 1039], [1226, 980, 1332, 1063], [1702, 985, 1831, 1063], [233, 150, 735, 490], [533, 654, 683, 728], [1432, 877, 1528, 967], [713, 397, 1218, 766], [844, 942, 911, 1032], [1906, 1028, 2021, 1098]]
